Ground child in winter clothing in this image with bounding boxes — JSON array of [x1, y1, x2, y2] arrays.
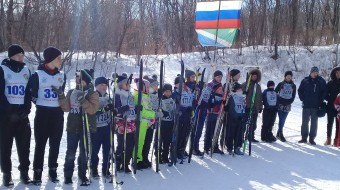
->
[[114, 73, 136, 173], [160, 84, 175, 163], [225, 83, 245, 155], [0, 44, 32, 187], [275, 71, 296, 142], [261, 81, 278, 142], [204, 83, 224, 154], [59, 69, 99, 185], [134, 79, 160, 169], [333, 93, 340, 147], [28, 47, 66, 185], [91, 77, 112, 178]]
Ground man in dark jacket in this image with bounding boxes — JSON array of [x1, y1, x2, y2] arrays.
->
[[324, 67, 340, 145], [0, 44, 32, 187], [298, 66, 327, 145]]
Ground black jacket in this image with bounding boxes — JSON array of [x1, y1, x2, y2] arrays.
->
[[298, 75, 327, 109], [326, 67, 340, 116], [0, 59, 31, 116]]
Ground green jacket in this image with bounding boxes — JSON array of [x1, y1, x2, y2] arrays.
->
[[133, 90, 155, 120]]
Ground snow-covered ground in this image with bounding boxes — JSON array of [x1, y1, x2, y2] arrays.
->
[[0, 46, 340, 190]]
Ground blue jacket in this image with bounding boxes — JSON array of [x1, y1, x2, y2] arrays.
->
[[298, 76, 327, 108]]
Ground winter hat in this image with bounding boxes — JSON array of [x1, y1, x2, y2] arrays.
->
[[152, 74, 158, 81], [267, 80, 275, 88], [233, 82, 242, 92], [43, 46, 61, 64], [310, 66, 319, 73], [284, 71, 293, 77], [80, 69, 94, 84], [174, 76, 184, 85], [230, 69, 240, 77], [144, 76, 159, 87], [213, 83, 222, 91], [95, 77, 108, 86], [163, 83, 173, 92], [117, 74, 128, 87], [8, 44, 24, 58], [185, 69, 195, 79], [213, 70, 223, 78]]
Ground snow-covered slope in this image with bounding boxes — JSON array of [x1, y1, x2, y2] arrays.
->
[[0, 46, 339, 190]]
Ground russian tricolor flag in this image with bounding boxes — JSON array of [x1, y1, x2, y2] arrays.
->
[[195, 1, 242, 29]]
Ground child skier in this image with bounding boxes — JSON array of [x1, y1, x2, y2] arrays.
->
[[91, 77, 112, 178], [160, 83, 175, 163], [261, 81, 278, 142], [225, 83, 245, 155], [58, 69, 99, 186], [204, 83, 224, 154], [114, 73, 136, 173], [28, 47, 66, 185]]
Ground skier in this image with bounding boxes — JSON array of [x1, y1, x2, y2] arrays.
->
[[159, 83, 175, 163], [0, 44, 32, 186], [261, 81, 278, 142], [242, 69, 263, 143], [114, 73, 136, 173], [173, 70, 196, 159], [58, 69, 99, 185], [134, 79, 161, 169], [194, 70, 223, 156], [324, 67, 340, 146], [91, 77, 112, 178], [298, 66, 327, 145], [203, 83, 224, 154], [274, 71, 296, 142], [225, 82, 245, 155], [28, 47, 66, 185]]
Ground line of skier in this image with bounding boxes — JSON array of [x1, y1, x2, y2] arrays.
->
[[1, 44, 340, 187]]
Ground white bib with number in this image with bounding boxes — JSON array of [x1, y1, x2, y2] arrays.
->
[[232, 94, 245, 114], [266, 91, 277, 106], [278, 83, 293, 100], [1, 65, 30, 105]]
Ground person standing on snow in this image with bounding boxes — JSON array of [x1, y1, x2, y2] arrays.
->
[[59, 69, 99, 185], [324, 67, 340, 146], [274, 71, 296, 142], [242, 69, 263, 143], [0, 45, 32, 187], [28, 47, 66, 185], [261, 81, 278, 143], [298, 66, 327, 145]]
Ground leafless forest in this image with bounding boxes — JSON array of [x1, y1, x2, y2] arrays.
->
[[0, 0, 339, 62]]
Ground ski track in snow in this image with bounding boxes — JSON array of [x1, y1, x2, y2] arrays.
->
[[0, 48, 340, 190]]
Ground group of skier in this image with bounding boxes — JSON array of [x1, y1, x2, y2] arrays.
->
[[1, 44, 340, 187]]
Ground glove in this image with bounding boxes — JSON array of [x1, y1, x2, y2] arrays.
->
[[104, 103, 115, 112], [135, 105, 143, 112], [155, 111, 164, 118], [52, 85, 64, 98], [85, 84, 94, 99], [75, 90, 85, 104], [118, 105, 130, 113], [259, 109, 262, 113]]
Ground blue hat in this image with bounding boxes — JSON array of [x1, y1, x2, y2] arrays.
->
[[95, 77, 108, 86]]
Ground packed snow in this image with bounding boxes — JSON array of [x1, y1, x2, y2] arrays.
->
[[0, 46, 339, 190]]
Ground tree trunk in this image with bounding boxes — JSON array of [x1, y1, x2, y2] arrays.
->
[[6, 0, 14, 46]]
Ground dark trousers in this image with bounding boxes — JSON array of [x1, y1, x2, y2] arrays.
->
[[242, 112, 258, 140], [177, 110, 192, 153], [194, 109, 207, 151], [277, 110, 289, 132], [63, 131, 88, 178], [261, 109, 277, 139], [33, 108, 64, 171], [204, 113, 218, 151], [160, 121, 173, 160], [301, 108, 318, 140], [326, 113, 339, 139], [142, 127, 154, 161], [0, 117, 31, 173], [116, 133, 135, 168], [225, 117, 243, 151], [91, 125, 110, 172]]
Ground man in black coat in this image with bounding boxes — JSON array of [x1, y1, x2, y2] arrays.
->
[[324, 67, 340, 145], [298, 66, 327, 145]]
